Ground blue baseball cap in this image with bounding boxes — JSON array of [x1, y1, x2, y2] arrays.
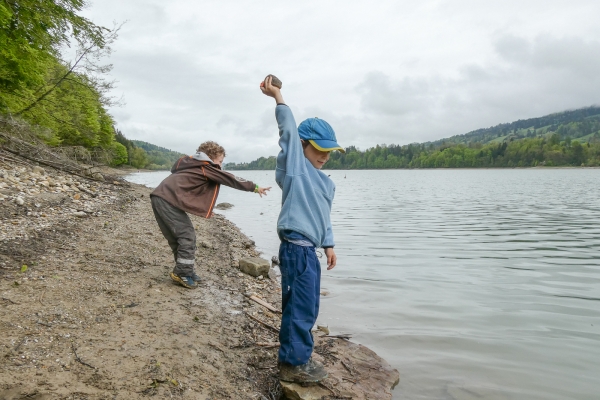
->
[[298, 118, 345, 153]]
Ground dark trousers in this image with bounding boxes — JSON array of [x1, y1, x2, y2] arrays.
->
[[150, 196, 196, 277], [278, 241, 321, 366]]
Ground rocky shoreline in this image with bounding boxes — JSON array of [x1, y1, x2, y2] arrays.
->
[[0, 153, 398, 399]]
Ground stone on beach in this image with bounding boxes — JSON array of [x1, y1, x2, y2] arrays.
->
[[215, 202, 234, 210], [280, 382, 331, 400], [239, 257, 270, 278]]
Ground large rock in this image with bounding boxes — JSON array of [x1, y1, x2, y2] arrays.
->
[[281, 382, 330, 400], [281, 336, 400, 399], [91, 172, 105, 181], [238, 257, 270, 278]]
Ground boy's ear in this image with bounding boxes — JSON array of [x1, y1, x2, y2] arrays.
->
[[301, 140, 309, 148]]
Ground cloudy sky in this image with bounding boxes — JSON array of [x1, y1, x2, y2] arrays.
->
[[82, 0, 600, 162]]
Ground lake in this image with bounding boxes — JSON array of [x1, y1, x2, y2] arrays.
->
[[126, 168, 600, 400]]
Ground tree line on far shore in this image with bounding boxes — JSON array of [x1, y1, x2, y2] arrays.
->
[[226, 110, 600, 170]]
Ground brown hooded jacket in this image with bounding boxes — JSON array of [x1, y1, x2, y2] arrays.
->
[[150, 154, 255, 218]]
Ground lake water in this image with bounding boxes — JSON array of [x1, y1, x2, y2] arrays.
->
[[126, 169, 600, 400]]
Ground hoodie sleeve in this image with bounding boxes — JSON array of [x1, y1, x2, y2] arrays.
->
[[275, 105, 306, 187], [202, 165, 256, 192], [322, 224, 335, 248]]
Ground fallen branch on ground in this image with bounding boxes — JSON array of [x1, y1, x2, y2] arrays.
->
[[255, 342, 279, 348], [245, 313, 280, 333], [246, 295, 281, 314]]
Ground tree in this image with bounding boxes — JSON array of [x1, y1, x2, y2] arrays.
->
[[0, 0, 107, 109], [129, 147, 148, 169], [110, 141, 128, 166], [1, 0, 122, 159]]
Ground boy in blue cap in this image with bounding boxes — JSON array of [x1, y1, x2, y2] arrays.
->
[[260, 76, 345, 383]]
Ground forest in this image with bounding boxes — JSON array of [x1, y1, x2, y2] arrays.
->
[[0, 0, 171, 169], [226, 108, 600, 170]]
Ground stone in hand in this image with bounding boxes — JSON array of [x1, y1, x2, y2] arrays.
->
[[262, 74, 282, 89]]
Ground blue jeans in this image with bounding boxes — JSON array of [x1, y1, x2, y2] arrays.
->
[[278, 240, 321, 366]]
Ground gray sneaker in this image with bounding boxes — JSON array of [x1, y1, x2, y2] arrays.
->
[[279, 359, 328, 383]]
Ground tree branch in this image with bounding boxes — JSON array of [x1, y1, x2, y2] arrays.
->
[[15, 44, 95, 116]]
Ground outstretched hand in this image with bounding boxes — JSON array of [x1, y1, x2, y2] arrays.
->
[[256, 186, 271, 198], [260, 76, 285, 104]]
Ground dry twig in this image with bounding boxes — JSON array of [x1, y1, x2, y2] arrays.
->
[[71, 343, 96, 369], [245, 313, 280, 333]]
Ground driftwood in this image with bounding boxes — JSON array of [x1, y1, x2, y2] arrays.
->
[[247, 295, 281, 314], [255, 342, 279, 348], [245, 313, 280, 333]]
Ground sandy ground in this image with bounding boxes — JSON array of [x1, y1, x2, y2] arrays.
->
[[0, 157, 399, 400], [1, 177, 286, 399]]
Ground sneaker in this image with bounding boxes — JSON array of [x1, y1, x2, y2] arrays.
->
[[170, 272, 197, 289], [191, 272, 201, 282], [279, 359, 328, 383]]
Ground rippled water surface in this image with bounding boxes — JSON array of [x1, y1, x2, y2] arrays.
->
[[126, 169, 600, 399]]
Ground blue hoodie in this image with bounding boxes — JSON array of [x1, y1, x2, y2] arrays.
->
[[275, 105, 335, 248]]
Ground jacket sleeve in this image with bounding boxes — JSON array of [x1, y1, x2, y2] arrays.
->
[[323, 224, 335, 248], [202, 165, 255, 191], [276, 105, 306, 183]]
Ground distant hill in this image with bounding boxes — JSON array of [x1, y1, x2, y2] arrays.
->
[[426, 106, 600, 147], [131, 140, 185, 170], [225, 105, 600, 170]]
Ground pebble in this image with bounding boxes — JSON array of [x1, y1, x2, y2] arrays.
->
[[0, 164, 128, 242]]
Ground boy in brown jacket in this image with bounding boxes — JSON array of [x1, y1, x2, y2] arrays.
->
[[150, 141, 271, 289]]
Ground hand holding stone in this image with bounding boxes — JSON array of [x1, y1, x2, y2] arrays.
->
[[260, 74, 282, 89]]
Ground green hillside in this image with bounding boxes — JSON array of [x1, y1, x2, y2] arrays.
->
[[427, 106, 600, 146], [225, 106, 600, 170], [131, 140, 185, 170]]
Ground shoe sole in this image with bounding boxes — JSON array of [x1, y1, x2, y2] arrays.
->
[[170, 272, 197, 289]]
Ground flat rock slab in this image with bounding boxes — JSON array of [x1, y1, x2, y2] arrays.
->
[[239, 257, 270, 277], [281, 335, 399, 399]]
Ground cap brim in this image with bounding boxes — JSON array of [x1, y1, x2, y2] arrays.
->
[[309, 139, 345, 153]]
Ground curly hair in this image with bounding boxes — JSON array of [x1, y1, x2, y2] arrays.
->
[[197, 141, 226, 159]]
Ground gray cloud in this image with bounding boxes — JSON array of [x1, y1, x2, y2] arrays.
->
[[82, 0, 600, 161], [353, 34, 600, 147]]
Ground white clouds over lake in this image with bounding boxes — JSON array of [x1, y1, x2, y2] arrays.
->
[[83, 0, 600, 162]]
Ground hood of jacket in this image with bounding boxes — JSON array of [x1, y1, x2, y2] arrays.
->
[[172, 152, 221, 173], [192, 152, 213, 163]]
